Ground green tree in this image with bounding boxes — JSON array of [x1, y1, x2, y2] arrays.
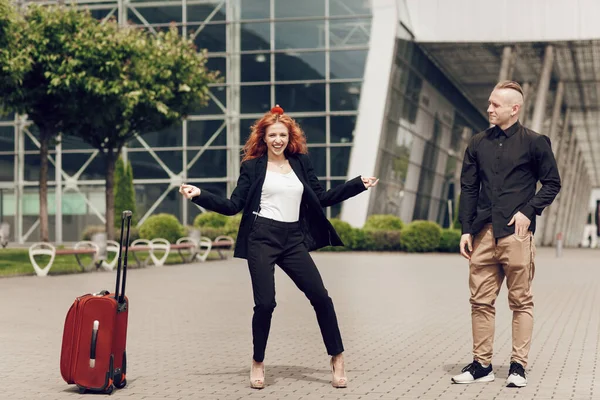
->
[[0, 0, 31, 101], [113, 156, 136, 227], [1, 4, 97, 241], [50, 19, 217, 239]]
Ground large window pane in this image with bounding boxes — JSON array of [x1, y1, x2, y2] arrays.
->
[[241, 0, 270, 20], [330, 18, 371, 47], [61, 153, 105, 180], [129, 124, 182, 148], [130, 6, 182, 25], [275, 20, 325, 49], [241, 85, 271, 114], [329, 0, 372, 16], [0, 126, 14, 152], [295, 117, 325, 144], [276, 0, 325, 18], [330, 50, 367, 79], [128, 152, 171, 180], [329, 180, 345, 218], [0, 155, 14, 181], [187, 3, 226, 23], [331, 146, 351, 177], [206, 57, 226, 78], [188, 120, 226, 147], [135, 184, 182, 220], [242, 53, 270, 82], [275, 83, 325, 112], [330, 115, 355, 143], [241, 23, 270, 51], [275, 51, 325, 81], [191, 23, 226, 52], [191, 86, 226, 115], [307, 147, 326, 176], [60, 135, 94, 151], [330, 82, 361, 111], [187, 150, 227, 178], [24, 154, 55, 182]]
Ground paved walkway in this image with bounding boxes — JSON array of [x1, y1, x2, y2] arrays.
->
[[0, 248, 599, 399]]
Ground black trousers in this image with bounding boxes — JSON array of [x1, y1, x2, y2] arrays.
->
[[246, 216, 344, 362]]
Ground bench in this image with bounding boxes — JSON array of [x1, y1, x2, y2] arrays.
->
[[28, 235, 236, 276], [28, 240, 120, 277], [128, 235, 235, 267]]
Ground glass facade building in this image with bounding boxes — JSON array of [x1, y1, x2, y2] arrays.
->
[[0, 0, 486, 243]]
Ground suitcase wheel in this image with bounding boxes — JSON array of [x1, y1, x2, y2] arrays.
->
[[115, 379, 127, 389], [78, 387, 86, 395], [105, 384, 114, 395]]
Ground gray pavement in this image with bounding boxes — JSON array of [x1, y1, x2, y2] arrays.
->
[[0, 247, 599, 400]]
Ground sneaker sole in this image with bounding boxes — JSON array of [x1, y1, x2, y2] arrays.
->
[[506, 382, 527, 388], [452, 374, 495, 384]]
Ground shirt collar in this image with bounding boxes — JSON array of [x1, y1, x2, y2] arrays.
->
[[495, 120, 521, 138]]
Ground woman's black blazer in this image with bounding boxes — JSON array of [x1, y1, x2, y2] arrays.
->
[[191, 152, 366, 259]]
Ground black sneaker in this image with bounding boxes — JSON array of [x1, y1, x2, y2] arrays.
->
[[451, 360, 495, 384], [505, 362, 527, 387]]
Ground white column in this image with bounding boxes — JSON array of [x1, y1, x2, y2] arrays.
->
[[226, 0, 241, 196], [498, 46, 514, 81], [541, 109, 570, 245], [530, 45, 554, 133], [341, 0, 398, 227], [536, 81, 563, 241]]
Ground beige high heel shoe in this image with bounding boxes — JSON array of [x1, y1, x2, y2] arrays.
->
[[250, 362, 265, 389], [330, 358, 347, 388]]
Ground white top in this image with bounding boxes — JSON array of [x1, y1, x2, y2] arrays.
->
[[258, 169, 304, 222]]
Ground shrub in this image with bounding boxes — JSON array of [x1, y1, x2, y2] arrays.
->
[[401, 220, 442, 252], [223, 214, 242, 238], [438, 229, 461, 253], [199, 227, 229, 240], [139, 213, 185, 243], [363, 214, 404, 231], [349, 228, 376, 251], [368, 230, 402, 251], [193, 212, 227, 228], [81, 225, 105, 241], [320, 218, 354, 251]]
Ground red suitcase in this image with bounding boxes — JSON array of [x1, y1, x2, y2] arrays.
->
[[60, 211, 132, 394]]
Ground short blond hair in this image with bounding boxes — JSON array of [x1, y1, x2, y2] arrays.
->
[[494, 81, 524, 98]]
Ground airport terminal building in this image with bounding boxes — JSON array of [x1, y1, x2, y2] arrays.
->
[[0, 0, 598, 247]]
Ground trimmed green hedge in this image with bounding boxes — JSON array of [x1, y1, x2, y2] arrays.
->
[[363, 214, 404, 231], [401, 220, 442, 253], [193, 212, 228, 228], [139, 213, 185, 244], [438, 229, 461, 253]]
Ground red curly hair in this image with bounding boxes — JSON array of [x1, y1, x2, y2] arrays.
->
[[241, 105, 308, 162]]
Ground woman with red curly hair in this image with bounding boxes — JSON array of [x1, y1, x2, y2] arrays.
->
[[180, 105, 378, 390]]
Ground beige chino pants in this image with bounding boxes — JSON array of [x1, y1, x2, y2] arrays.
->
[[469, 224, 536, 367]]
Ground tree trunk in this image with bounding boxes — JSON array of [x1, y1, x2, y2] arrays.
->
[[105, 149, 116, 240], [39, 130, 50, 242]]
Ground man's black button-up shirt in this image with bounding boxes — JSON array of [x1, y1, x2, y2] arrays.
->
[[459, 121, 561, 238]]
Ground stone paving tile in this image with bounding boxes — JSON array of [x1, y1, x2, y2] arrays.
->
[[0, 247, 598, 399]]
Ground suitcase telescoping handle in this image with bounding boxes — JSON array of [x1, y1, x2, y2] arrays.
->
[[115, 210, 132, 305]]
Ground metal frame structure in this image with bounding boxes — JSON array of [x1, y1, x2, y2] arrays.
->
[[1, 0, 372, 243]]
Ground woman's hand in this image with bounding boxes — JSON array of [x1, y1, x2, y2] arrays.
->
[[179, 184, 201, 199], [361, 176, 379, 189]]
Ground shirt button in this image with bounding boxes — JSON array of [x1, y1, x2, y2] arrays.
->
[[500, 143, 503, 147]]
